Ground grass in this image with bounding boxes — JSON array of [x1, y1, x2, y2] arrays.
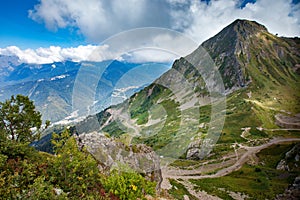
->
[[170, 159, 200, 168], [257, 142, 300, 168], [265, 129, 300, 138], [102, 77, 299, 158], [168, 179, 198, 200], [102, 120, 126, 137]]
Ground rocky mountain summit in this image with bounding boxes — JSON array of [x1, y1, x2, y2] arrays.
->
[[202, 19, 300, 90]]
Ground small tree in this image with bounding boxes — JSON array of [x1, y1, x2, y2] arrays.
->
[[0, 95, 49, 143], [50, 129, 104, 197]]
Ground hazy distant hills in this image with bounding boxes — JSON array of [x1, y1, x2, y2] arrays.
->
[[0, 57, 170, 123], [0, 55, 20, 82]]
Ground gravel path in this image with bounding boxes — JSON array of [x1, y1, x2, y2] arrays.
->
[[161, 137, 300, 199], [162, 137, 300, 180]]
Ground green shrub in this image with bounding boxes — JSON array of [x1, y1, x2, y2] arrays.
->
[[49, 130, 105, 198], [101, 167, 156, 200]]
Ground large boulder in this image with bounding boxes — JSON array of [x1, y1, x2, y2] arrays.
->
[[186, 138, 215, 160], [75, 132, 162, 190]]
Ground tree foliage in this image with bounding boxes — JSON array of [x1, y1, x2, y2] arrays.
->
[[0, 95, 49, 143], [0, 95, 157, 199]]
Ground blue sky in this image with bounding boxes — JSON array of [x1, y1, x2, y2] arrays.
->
[[0, 0, 85, 48], [0, 0, 299, 64]]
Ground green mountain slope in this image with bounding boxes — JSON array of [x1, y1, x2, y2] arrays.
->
[[76, 19, 300, 160]]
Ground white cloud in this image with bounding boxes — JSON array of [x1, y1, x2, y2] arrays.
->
[[0, 45, 119, 64], [173, 0, 300, 43], [0, 31, 197, 64], [3, 0, 300, 64], [29, 0, 300, 45], [29, 0, 170, 42], [124, 49, 178, 63]]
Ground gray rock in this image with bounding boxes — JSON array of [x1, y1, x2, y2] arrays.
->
[[276, 143, 300, 171], [276, 159, 289, 171], [186, 140, 202, 159], [76, 132, 162, 190], [275, 176, 300, 200], [186, 138, 215, 160]]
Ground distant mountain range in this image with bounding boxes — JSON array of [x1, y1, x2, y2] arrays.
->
[[0, 56, 170, 123]]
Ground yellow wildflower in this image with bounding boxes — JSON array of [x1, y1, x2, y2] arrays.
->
[[131, 184, 137, 191]]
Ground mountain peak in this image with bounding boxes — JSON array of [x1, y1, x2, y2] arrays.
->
[[187, 19, 299, 90], [231, 19, 268, 29], [229, 19, 268, 36], [202, 19, 268, 49]]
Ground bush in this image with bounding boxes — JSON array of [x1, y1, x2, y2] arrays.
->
[[49, 129, 105, 198], [101, 165, 156, 200]]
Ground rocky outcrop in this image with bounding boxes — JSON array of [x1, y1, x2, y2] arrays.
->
[[276, 143, 300, 171], [186, 138, 215, 160], [275, 176, 300, 200], [276, 159, 289, 171], [76, 132, 162, 190], [186, 139, 202, 159]]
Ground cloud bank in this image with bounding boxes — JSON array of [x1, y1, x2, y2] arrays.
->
[[29, 0, 171, 42], [29, 0, 300, 44], [1, 0, 299, 64], [0, 45, 108, 64], [180, 0, 300, 42], [0, 44, 180, 64], [0, 29, 199, 64]]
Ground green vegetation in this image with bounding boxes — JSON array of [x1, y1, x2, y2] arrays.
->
[[0, 95, 50, 143], [191, 143, 300, 199], [168, 179, 198, 200], [101, 165, 156, 200], [257, 143, 300, 170], [0, 128, 110, 199], [0, 95, 156, 199], [170, 159, 200, 168], [102, 121, 126, 138]]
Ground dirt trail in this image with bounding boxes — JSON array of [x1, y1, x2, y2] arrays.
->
[[275, 114, 300, 129], [119, 111, 140, 136], [161, 137, 300, 199], [162, 137, 300, 181], [178, 179, 222, 200], [104, 108, 140, 137]]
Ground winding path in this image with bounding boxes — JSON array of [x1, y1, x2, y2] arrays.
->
[[161, 137, 300, 199], [162, 137, 300, 181]]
